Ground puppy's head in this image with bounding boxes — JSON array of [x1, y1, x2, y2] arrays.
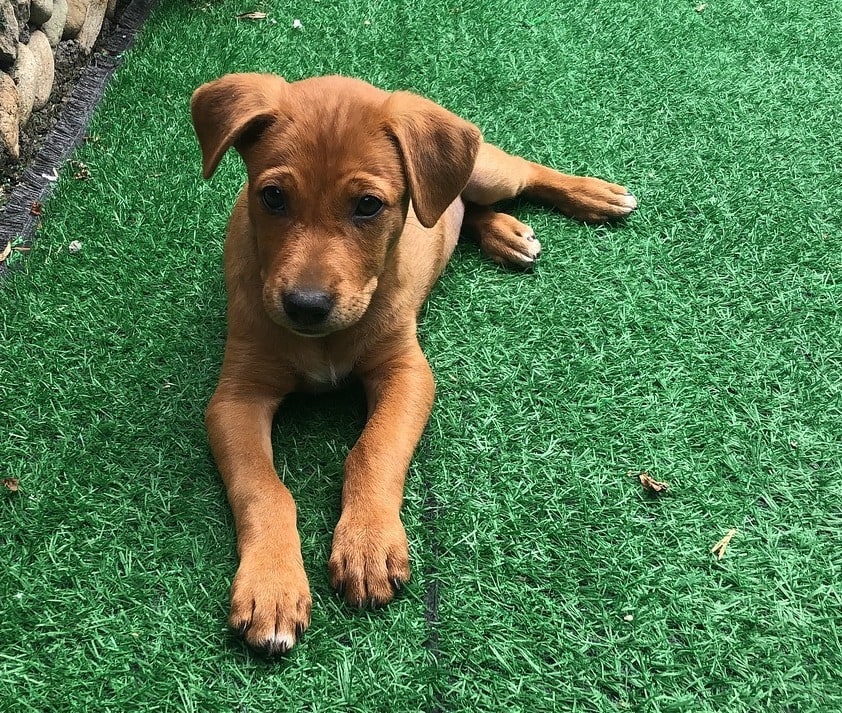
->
[[191, 73, 482, 337]]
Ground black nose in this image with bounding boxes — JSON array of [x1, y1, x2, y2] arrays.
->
[[282, 290, 335, 327]]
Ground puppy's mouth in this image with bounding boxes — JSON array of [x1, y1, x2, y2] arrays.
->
[[287, 325, 333, 338]]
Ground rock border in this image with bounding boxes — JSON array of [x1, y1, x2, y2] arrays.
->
[[0, 0, 155, 278], [2, 0, 117, 161]]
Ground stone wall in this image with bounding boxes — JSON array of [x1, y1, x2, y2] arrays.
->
[[1, 0, 118, 161]]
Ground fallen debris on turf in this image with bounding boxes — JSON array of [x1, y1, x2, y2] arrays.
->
[[710, 528, 737, 560], [638, 471, 669, 493]]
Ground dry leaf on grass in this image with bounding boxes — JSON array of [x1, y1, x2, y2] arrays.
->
[[638, 471, 669, 493], [236, 11, 268, 20], [69, 160, 91, 181], [710, 528, 737, 560], [2, 478, 20, 492]]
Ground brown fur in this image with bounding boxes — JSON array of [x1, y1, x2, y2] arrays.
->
[[191, 73, 636, 654]]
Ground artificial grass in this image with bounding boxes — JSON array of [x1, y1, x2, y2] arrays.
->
[[2, 0, 841, 710]]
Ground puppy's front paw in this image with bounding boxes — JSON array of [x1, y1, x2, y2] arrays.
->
[[479, 213, 541, 269], [229, 550, 311, 655], [563, 177, 637, 223], [328, 513, 410, 607]]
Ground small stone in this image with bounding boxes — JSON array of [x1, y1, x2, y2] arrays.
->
[[292, 18, 302, 29], [13, 41, 36, 124], [0, 71, 19, 159], [0, 0, 19, 64], [623, 613, 634, 622], [27, 30, 53, 110], [30, 0, 53, 25], [68, 240, 82, 252], [76, 0, 105, 51], [42, 0, 66, 47]]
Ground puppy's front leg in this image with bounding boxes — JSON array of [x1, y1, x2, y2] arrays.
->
[[206, 378, 311, 654], [329, 341, 435, 607]]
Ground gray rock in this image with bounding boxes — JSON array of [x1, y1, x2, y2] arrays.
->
[[14, 0, 28, 28], [12, 40, 35, 124], [29, 0, 52, 25], [0, 70, 19, 159], [75, 0, 104, 51], [62, 0, 86, 39], [42, 0, 65, 47], [0, 0, 19, 65]]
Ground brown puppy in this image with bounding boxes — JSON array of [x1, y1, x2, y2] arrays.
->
[[191, 74, 636, 654]]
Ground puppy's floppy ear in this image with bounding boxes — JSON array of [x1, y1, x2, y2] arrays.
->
[[190, 73, 288, 179], [384, 92, 483, 229]]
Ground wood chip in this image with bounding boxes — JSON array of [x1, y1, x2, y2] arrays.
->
[[29, 201, 43, 216], [710, 528, 737, 560], [2, 478, 19, 492], [638, 471, 669, 493], [236, 11, 267, 19]]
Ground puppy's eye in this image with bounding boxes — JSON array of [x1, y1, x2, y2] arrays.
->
[[354, 195, 384, 219], [261, 186, 286, 213]]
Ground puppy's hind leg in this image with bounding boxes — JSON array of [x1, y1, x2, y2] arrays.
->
[[462, 143, 637, 223]]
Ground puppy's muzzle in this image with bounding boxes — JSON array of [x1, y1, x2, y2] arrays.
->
[[282, 289, 335, 329]]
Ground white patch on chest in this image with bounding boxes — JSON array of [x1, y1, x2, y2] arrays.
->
[[301, 356, 354, 390]]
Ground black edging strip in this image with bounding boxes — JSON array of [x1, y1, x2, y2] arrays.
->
[[0, 0, 158, 278], [422, 484, 444, 713]]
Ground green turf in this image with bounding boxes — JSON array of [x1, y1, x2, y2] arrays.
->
[[2, 0, 842, 710]]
